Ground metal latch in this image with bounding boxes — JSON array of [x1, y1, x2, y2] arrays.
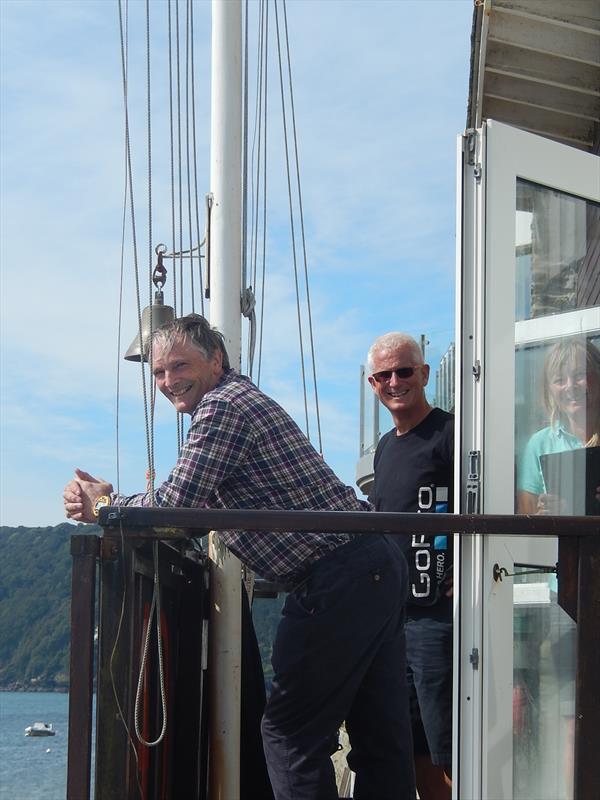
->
[[493, 563, 557, 583], [466, 450, 480, 514], [469, 648, 479, 670]]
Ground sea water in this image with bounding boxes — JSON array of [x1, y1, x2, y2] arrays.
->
[[0, 692, 71, 800]]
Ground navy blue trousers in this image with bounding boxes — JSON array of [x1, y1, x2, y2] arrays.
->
[[261, 534, 416, 800]]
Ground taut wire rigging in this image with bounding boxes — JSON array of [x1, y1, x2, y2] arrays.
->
[[111, 0, 324, 759]]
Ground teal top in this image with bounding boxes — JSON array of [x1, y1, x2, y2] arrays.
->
[[518, 424, 583, 496]]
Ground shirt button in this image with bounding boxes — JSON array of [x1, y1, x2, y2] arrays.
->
[[373, 572, 381, 582]]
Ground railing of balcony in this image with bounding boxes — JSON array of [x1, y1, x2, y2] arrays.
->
[[68, 507, 599, 800]]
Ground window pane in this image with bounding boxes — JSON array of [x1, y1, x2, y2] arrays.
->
[[515, 335, 600, 517], [513, 573, 575, 800], [516, 180, 600, 321], [513, 178, 599, 800]]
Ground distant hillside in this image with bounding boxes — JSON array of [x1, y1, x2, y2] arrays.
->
[[0, 522, 99, 691], [0, 523, 282, 692]]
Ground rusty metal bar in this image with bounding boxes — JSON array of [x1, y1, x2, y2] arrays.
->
[[99, 506, 600, 537], [67, 534, 99, 800]]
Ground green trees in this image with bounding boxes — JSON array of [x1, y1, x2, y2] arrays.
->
[[0, 523, 283, 692], [0, 523, 97, 690]]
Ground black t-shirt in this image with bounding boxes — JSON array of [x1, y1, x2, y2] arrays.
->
[[370, 407, 454, 620]]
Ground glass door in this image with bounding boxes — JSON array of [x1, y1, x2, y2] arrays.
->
[[457, 120, 600, 800]]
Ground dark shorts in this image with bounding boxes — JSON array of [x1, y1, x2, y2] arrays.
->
[[405, 615, 452, 769]]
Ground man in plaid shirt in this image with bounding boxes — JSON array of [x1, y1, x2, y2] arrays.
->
[[64, 314, 415, 800]]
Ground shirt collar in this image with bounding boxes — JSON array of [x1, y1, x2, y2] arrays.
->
[[553, 421, 582, 444]]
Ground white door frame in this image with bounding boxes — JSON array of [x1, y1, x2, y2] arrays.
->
[[456, 119, 600, 800]]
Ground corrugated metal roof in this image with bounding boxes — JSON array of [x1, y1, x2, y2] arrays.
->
[[467, 0, 600, 153]]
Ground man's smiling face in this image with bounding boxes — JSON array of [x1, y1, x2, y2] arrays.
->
[[368, 343, 430, 421], [152, 336, 224, 415]]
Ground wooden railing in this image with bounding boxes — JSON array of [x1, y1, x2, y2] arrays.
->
[[67, 508, 599, 800]]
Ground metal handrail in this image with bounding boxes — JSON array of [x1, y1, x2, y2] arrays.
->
[[98, 506, 600, 537]]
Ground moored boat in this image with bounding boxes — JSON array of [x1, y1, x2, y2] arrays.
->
[[25, 722, 56, 737]]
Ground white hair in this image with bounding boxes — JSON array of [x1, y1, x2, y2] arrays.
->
[[367, 332, 423, 373]]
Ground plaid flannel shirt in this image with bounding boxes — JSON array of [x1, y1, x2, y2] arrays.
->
[[113, 370, 370, 582]]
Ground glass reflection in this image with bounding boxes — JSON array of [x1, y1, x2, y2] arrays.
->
[[515, 180, 600, 321], [512, 573, 576, 800], [516, 336, 600, 516]]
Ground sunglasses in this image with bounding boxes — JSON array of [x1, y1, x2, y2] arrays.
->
[[371, 366, 420, 383]]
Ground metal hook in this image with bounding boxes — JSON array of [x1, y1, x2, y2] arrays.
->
[[152, 247, 168, 291]]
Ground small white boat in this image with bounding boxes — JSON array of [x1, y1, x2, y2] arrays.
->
[[25, 722, 56, 737]]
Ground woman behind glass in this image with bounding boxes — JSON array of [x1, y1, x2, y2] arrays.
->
[[517, 337, 600, 515]]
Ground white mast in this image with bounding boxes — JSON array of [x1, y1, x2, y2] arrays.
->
[[208, 0, 243, 796]]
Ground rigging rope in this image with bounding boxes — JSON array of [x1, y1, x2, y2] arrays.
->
[[240, 0, 257, 378], [248, 0, 263, 298], [189, 0, 205, 315], [184, 0, 195, 312], [167, 0, 184, 450], [115, 0, 166, 766], [281, 0, 322, 453], [111, 4, 144, 789], [175, 0, 184, 316], [146, 0, 156, 487], [242, 0, 250, 294], [131, 0, 168, 751], [134, 539, 168, 748], [273, 0, 310, 438], [247, 0, 322, 450], [254, 0, 269, 387], [117, 0, 152, 481], [111, 0, 324, 759]]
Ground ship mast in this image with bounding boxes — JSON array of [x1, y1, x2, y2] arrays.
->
[[208, 0, 243, 796]]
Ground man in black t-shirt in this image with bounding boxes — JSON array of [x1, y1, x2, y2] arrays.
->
[[367, 332, 453, 800]]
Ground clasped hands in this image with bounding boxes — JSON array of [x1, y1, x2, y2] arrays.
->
[[63, 468, 113, 524]]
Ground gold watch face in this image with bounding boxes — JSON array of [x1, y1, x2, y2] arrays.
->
[[93, 495, 111, 517]]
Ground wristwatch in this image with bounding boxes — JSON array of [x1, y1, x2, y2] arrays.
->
[[92, 495, 111, 518]]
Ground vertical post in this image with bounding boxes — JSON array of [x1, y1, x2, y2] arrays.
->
[[208, 1, 243, 797], [574, 534, 600, 800], [67, 534, 99, 800], [94, 535, 134, 800], [359, 365, 365, 457]]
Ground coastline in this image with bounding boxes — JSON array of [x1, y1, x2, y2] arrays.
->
[[0, 685, 69, 693]]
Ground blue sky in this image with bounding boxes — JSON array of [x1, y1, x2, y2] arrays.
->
[[0, 0, 472, 527]]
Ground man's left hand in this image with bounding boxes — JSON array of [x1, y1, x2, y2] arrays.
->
[[63, 468, 113, 523]]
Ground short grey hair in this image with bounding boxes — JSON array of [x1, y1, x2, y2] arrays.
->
[[367, 332, 423, 373], [150, 313, 231, 369]]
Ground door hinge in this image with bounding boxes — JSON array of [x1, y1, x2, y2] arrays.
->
[[469, 647, 480, 670], [465, 129, 482, 180], [466, 450, 480, 514], [465, 128, 477, 166]]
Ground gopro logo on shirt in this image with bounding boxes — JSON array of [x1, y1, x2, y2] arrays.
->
[[410, 485, 449, 601]]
